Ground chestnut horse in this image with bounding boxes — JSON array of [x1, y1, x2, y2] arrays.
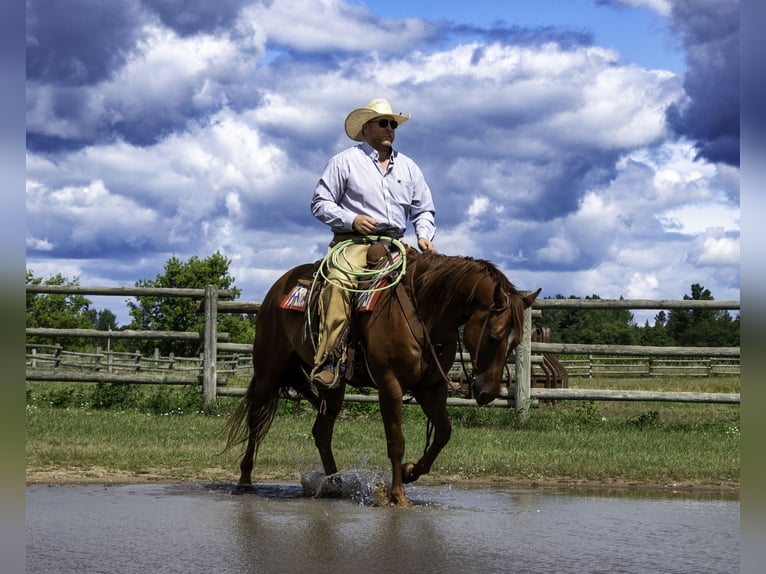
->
[[225, 245, 540, 506]]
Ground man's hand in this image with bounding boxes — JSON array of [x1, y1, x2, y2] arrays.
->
[[352, 215, 378, 234], [417, 237, 435, 252]]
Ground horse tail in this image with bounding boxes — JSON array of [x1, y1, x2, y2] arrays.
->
[[222, 376, 280, 454]]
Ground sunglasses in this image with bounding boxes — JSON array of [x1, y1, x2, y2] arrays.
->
[[372, 118, 398, 129]]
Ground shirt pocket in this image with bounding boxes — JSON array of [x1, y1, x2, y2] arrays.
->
[[391, 180, 415, 206]]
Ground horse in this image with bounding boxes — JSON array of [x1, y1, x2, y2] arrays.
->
[[224, 244, 540, 506]]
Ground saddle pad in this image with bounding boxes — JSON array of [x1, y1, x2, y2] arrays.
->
[[279, 284, 309, 311], [357, 249, 402, 312], [356, 275, 390, 312]]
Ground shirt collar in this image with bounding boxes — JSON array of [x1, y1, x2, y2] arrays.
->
[[360, 141, 396, 162]]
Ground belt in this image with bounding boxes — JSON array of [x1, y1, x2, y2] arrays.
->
[[331, 228, 404, 245]]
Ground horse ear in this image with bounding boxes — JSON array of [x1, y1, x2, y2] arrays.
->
[[522, 288, 542, 308]]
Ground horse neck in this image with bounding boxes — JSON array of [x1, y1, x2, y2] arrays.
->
[[408, 256, 496, 335]]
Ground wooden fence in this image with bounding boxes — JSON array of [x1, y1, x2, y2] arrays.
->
[[557, 355, 739, 377], [25, 285, 740, 413]]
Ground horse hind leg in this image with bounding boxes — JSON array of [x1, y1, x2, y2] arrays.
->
[[237, 434, 258, 490], [226, 373, 281, 490]]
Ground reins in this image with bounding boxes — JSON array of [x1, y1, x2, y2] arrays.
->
[[403, 269, 453, 386]]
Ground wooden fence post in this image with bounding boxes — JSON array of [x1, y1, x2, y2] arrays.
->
[[202, 285, 218, 408], [514, 303, 533, 416]]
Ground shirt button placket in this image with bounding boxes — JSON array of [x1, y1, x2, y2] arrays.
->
[[383, 175, 392, 221]]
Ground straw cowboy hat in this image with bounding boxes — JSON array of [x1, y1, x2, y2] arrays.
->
[[344, 98, 411, 141]]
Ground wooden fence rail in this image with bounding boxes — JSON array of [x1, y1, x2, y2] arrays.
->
[[26, 327, 231, 341], [558, 356, 739, 377], [26, 285, 740, 412]]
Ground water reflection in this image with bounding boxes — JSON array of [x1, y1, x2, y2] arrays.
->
[[227, 479, 455, 572], [27, 481, 739, 574]]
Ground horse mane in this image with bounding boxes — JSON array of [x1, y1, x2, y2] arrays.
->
[[408, 251, 518, 316]]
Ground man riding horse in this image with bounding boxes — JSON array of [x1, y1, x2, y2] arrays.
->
[[224, 99, 539, 506], [309, 98, 436, 388]]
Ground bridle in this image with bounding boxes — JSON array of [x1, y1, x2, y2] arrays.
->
[[458, 291, 512, 390]]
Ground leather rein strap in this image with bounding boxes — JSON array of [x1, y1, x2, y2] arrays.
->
[[394, 270, 453, 386]]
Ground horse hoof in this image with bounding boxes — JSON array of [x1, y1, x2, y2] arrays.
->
[[232, 483, 255, 495], [388, 493, 411, 507]]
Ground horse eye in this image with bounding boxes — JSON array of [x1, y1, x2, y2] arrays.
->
[[488, 314, 508, 341], [488, 324, 510, 342]]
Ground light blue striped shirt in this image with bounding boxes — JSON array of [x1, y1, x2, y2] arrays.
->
[[311, 142, 436, 241]]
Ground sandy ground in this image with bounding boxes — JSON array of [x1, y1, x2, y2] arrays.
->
[[25, 466, 739, 495]]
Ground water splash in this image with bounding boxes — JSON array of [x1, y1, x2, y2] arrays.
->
[[297, 455, 391, 506]]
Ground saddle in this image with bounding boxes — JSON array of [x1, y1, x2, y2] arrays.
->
[[279, 240, 421, 388]]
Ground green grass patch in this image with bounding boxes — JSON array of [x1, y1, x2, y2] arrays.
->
[[25, 379, 740, 489]]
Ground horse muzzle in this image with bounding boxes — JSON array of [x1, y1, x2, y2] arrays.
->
[[471, 375, 500, 406]]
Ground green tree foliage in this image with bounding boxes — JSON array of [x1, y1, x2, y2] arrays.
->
[[538, 285, 739, 347], [126, 252, 254, 356], [84, 308, 120, 349], [635, 310, 674, 346], [86, 308, 118, 331], [537, 294, 637, 344], [26, 270, 95, 349], [665, 283, 740, 346]]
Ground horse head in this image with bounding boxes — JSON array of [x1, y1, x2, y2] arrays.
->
[[463, 284, 541, 406]]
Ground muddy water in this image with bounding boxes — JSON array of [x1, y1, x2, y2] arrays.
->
[[26, 475, 738, 574]]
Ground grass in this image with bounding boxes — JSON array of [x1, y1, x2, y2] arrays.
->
[[25, 378, 740, 491]]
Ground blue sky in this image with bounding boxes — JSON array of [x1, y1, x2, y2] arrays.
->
[[371, 0, 684, 72], [25, 0, 739, 325]]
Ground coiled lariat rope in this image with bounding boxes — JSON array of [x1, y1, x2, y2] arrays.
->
[[319, 235, 407, 292], [306, 235, 408, 353]]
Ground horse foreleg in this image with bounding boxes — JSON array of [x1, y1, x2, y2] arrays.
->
[[402, 383, 451, 484], [312, 387, 346, 477], [378, 390, 409, 506]]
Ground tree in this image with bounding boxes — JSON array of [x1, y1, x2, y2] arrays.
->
[[91, 308, 118, 331], [26, 270, 95, 349], [537, 287, 739, 348], [84, 308, 120, 349], [635, 311, 674, 346], [537, 294, 637, 345], [126, 252, 254, 356], [665, 283, 740, 346]]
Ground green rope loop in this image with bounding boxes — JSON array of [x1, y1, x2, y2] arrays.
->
[[318, 236, 407, 293], [306, 235, 408, 355]]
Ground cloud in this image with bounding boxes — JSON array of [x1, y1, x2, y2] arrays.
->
[[26, 0, 147, 85], [26, 105, 301, 259], [597, 0, 672, 17], [244, 0, 439, 53], [24, 0, 739, 322], [665, 0, 739, 166], [374, 41, 683, 227], [598, 0, 739, 167], [26, 177, 160, 257], [689, 228, 740, 266], [488, 140, 740, 280], [26, 10, 265, 151], [142, 0, 252, 36], [624, 271, 660, 299]]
